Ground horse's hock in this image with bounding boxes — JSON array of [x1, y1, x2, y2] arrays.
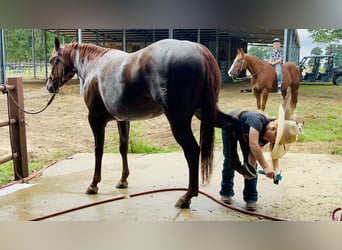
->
[[0, 77, 29, 180]]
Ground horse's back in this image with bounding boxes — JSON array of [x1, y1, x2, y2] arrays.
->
[[94, 39, 220, 121], [140, 39, 212, 74]]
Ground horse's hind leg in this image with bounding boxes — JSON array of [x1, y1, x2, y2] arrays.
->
[[116, 121, 130, 188], [290, 85, 299, 113], [86, 115, 107, 194], [168, 117, 200, 208]]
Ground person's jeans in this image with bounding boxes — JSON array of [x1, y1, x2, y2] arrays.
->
[[275, 63, 282, 87], [220, 129, 258, 202]]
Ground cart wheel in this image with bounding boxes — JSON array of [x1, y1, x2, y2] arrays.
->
[[335, 76, 342, 86]]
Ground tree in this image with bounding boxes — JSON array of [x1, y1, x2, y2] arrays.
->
[[247, 46, 272, 61], [308, 29, 342, 43], [310, 47, 322, 55], [4, 29, 56, 62], [309, 29, 342, 66], [326, 44, 342, 66]]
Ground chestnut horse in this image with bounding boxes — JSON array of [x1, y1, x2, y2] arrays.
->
[[228, 48, 300, 114], [46, 37, 239, 209]]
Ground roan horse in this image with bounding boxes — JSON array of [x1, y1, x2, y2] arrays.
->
[[228, 48, 300, 114], [46, 37, 239, 208]]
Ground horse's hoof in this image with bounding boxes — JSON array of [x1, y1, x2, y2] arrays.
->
[[115, 180, 128, 189], [85, 186, 98, 194], [175, 198, 191, 209]]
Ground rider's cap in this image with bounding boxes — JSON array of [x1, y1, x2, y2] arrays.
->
[[272, 38, 281, 43]]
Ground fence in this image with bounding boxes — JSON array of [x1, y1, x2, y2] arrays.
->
[[5, 61, 49, 79], [0, 77, 28, 180]]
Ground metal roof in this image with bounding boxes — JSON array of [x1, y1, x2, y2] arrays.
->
[[47, 29, 285, 45]]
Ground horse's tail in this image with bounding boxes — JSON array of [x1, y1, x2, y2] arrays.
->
[[198, 45, 220, 184]]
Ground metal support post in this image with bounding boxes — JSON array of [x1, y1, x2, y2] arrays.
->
[[0, 29, 6, 85], [77, 29, 84, 94]]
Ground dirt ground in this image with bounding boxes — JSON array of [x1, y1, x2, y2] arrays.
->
[[1, 79, 341, 220]]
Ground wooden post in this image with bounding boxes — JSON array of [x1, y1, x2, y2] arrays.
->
[[7, 77, 28, 180]]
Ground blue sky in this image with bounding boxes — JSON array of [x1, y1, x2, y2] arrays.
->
[[297, 29, 326, 57]]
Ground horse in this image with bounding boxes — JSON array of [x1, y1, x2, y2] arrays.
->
[[46, 37, 240, 209], [228, 48, 300, 115]]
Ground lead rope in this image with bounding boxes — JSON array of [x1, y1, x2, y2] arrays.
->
[[6, 87, 56, 115]]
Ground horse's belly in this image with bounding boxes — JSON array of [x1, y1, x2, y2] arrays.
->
[[108, 101, 163, 121], [112, 109, 163, 121]]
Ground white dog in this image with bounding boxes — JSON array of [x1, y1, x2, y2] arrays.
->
[[296, 121, 305, 134], [293, 114, 305, 136]]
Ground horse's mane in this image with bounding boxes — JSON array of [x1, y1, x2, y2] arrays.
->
[[246, 53, 269, 66], [244, 53, 272, 76], [62, 42, 110, 65]]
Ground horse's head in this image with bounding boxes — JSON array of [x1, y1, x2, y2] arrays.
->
[[228, 48, 247, 79], [46, 37, 76, 93]]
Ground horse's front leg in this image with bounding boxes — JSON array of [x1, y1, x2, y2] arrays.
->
[[116, 121, 130, 189], [86, 115, 107, 194], [260, 88, 269, 111], [253, 88, 261, 110]]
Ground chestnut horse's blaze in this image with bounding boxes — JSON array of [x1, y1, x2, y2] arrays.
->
[[46, 37, 239, 208], [228, 48, 300, 115]]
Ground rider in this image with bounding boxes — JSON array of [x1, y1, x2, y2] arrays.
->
[[268, 38, 284, 90]]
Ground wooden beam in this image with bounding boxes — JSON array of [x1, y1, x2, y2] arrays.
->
[[7, 77, 28, 179]]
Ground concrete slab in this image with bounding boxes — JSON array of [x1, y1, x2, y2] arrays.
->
[[0, 152, 341, 221]]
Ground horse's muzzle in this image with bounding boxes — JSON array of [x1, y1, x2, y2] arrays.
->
[[228, 70, 237, 79], [228, 71, 238, 80], [46, 79, 59, 93]]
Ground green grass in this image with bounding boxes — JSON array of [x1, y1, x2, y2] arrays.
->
[[0, 162, 14, 185], [294, 85, 342, 144], [259, 84, 342, 151], [104, 122, 179, 154], [0, 159, 49, 186]]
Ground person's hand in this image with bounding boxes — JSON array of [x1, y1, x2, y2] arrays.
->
[[263, 166, 275, 179]]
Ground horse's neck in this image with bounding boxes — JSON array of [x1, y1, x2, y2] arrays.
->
[[66, 44, 108, 79], [246, 55, 268, 75]]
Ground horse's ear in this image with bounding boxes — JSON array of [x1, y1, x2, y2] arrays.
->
[[54, 37, 60, 50]]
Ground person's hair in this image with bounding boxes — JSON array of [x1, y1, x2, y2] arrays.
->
[[258, 110, 276, 123]]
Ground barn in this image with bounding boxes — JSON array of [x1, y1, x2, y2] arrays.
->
[[0, 29, 300, 84]]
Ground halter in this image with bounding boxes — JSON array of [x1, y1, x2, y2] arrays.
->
[[236, 55, 247, 73], [54, 56, 66, 86], [49, 55, 73, 93]]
